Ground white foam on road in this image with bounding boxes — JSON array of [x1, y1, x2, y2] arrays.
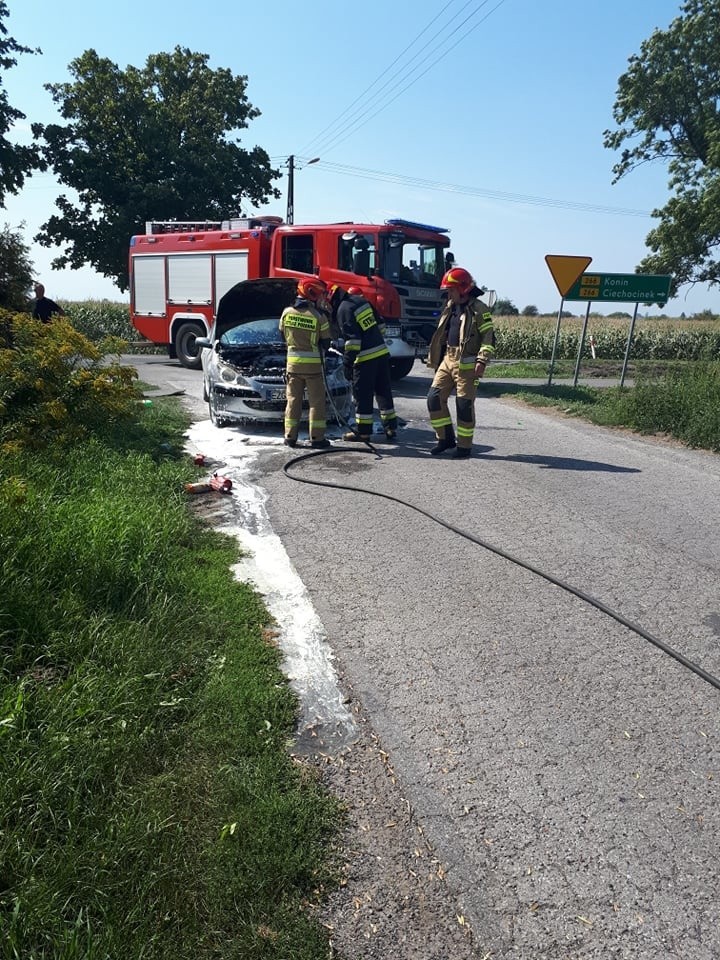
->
[[186, 421, 356, 753]]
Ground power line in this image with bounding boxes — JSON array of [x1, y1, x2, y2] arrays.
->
[[306, 1, 493, 157], [301, 1, 499, 159], [298, 0, 461, 158], [307, 0, 508, 157], [302, 158, 652, 217]]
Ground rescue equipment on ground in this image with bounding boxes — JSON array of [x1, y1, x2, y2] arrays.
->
[[184, 472, 233, 495]]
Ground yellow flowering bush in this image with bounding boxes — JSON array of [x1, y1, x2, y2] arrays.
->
[[0, 310, 139, 454]]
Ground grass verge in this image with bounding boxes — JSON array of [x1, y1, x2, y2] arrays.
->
[[0, 397, 341, 960], [480, 361, 720, 453]]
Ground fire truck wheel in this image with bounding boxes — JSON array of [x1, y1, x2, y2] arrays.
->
[[174, 321, 205, 370], [390, 357, 415, 380]]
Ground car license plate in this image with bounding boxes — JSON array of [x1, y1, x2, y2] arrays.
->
[[384, 325, 401, 337], [270, 388, 286, 400]]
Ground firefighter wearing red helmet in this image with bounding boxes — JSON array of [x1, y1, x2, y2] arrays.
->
[[326, 283, 398, 442], [426, 266, 495, 458], [279, 277, 332, 448]]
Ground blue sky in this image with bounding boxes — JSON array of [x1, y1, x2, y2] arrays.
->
[[3, 0, 717, 316]]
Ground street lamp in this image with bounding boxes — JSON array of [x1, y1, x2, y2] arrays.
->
[[286, 155, 320, 225]]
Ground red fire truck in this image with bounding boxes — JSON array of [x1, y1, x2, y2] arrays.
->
[[128, 215, 453, 379]]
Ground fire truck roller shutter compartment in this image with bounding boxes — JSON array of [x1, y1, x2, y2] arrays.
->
[[168, 255, 212, 369], [133, 256, 166, 317], [214, 252, 249, 308]]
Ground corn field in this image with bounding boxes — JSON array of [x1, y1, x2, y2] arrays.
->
[[61, 300, 134, 340], [59, 300, 720, 362], [493, 315, 720, 361]]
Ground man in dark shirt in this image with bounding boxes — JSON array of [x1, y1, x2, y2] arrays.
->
[[32, 283, 65, 323]]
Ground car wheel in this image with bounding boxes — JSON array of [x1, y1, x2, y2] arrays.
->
[[390, 357, 415, 380], [174, 322, 205, 370], [208, 395, 230, 428]]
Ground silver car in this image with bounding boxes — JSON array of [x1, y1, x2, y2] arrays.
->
[[197, 278, 352, 428]]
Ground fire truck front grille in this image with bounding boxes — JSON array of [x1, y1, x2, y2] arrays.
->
[[403, 297, 443, 320]]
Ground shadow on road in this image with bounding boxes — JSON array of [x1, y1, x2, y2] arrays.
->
[[336, 431, 641, 474]]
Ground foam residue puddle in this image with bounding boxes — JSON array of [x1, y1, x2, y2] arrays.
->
[[186, 420, 357, 756]]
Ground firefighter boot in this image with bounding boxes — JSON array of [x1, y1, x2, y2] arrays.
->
[[451, 446, 472, 459], [430, 424, 456, 455], [384, 417, 399, 441], [311, 437, 332, 449], [343, 430, 371, 442]]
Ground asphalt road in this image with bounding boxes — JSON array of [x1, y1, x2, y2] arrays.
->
[[128, 354, 720, 959]]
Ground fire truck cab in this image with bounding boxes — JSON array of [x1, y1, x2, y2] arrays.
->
[[129, 215, 452, 379]]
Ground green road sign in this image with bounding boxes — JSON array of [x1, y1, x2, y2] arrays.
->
[[565, 272, 672, 304]]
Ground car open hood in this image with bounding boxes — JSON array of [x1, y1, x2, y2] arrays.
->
[[215, 278, 298, 338]]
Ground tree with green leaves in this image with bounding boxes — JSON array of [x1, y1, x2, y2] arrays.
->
[[0, 1, 41, 206], [604, 0, 720, 294], [0, 222, 34, 310], [494, 298, 519, 316], [32, 46, 280, 291]]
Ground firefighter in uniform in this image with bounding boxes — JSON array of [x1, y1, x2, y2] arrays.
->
[[327, 283, 398, 442], [426, 267, 495, 459], [279, 277, 332, 449]]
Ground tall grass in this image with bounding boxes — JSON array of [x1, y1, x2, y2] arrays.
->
[[0, 399, 341, 959], [488, 362, 720, 452]]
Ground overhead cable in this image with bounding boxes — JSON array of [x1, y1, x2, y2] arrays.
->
[[309, 0, 508, 157], [298, 0, 463, 158], [300, 158, 651, 217]]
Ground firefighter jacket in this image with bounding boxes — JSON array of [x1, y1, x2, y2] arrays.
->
[[336, 294, 390, 366], [279, 298, 331, 373], [427, 297, 496, 372]]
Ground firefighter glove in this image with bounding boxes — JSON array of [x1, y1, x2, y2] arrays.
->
[[474, 359, 487, 378]]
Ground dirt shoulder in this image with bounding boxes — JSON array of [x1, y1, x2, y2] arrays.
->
[[188, 485, 480, 960], [309, 680, 479, 960]]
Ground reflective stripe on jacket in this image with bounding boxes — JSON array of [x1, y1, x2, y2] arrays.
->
[[337, 294, 389, 366], [427, 297, 495, 371], [279, 299, 331, 372]]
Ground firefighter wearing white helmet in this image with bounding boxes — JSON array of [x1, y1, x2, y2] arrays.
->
[[279, 277, 332, 448], [426, 266, 495, 459]]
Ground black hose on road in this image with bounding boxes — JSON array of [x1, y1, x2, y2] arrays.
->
[[283, 446, 720, 694]]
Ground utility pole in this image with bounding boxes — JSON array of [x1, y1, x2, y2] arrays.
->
[[286, 154, 295, 225], [286, 155, 319, 225]]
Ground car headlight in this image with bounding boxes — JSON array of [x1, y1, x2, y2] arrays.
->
[[216, 358, 244, 386]]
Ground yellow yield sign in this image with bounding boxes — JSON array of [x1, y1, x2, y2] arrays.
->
[[545, 254, 593, 297]]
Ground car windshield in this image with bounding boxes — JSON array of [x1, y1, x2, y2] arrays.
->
[[219, 317, 284, 347]]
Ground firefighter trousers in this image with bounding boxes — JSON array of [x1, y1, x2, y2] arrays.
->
[[284, 370, 326, 442], [426, 350, 478, 449], [351, 355, 398, 437]]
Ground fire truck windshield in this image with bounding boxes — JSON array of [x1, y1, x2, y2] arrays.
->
[[381, 236, 446, 288]]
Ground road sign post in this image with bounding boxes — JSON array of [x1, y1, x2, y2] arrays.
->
[[545, 260, 673, 386], [620, 303, 641, 388], [545, 255, 593, 386], [573, 302, 592, 387]]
